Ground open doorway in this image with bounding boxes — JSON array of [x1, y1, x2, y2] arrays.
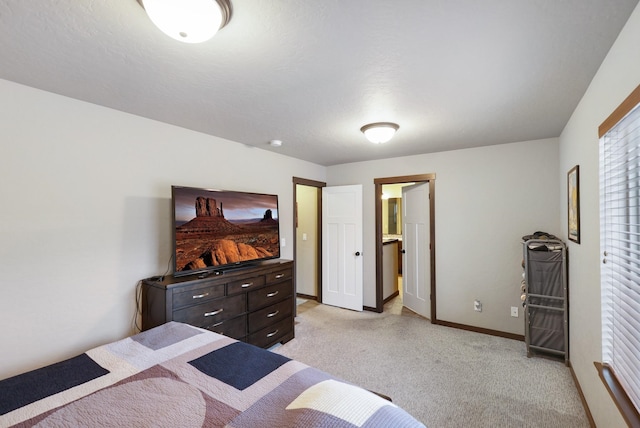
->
[[380, 183, 405, 303], [293, 177, 325, 304], [374, 174, 436, 320]]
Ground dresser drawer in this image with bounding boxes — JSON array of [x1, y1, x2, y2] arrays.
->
[[266, 268, 291, 283], [205, 314, 247, 340], [247, 317, 293, 348], [248, 297, 293, 334], [173, 294, 245, 328], [172, 282, 225, 309], [247, 280, 292, 311], [227, 275, 266, 295]]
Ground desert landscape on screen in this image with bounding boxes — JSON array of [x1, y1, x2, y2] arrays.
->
[[174, 189, 280, 272]]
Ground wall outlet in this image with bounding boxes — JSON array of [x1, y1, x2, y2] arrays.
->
[[281, 238, 286, 247], [474, 300, 482, 312], [511, 306, 519, 317]]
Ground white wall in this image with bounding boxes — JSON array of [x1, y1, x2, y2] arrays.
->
[[328, 138, 560, 334], [558, 3, 640, 426], [0, 79, 326, 380]]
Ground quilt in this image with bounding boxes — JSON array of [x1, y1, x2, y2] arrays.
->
[[0, 322, 424, 427]]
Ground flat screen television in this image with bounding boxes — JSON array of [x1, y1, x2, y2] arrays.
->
[[172, 185, 281, 277]]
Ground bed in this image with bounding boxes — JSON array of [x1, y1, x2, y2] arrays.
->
[[0, 322, 424, 427]]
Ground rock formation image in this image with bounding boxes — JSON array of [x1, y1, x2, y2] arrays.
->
[[177, 197, 243, 237], [195, 196, 223, 218], [261, 209, 277, 223], [175, 196, 279, 272]]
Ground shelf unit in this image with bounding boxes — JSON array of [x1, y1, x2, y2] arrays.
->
[[522, 239, 568, 364]]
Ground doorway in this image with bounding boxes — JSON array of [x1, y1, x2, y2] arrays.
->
[[293, 177, 325, 303], [374, 174, 436, 320]]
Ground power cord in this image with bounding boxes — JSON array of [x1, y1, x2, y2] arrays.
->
[[132, 254, 175, 333], [133, 280, 143, 333]]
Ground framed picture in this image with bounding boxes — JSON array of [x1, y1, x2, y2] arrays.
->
[[568, 165, 580, 243]]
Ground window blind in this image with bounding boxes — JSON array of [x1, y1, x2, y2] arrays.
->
[[600, 100, 640, 415]]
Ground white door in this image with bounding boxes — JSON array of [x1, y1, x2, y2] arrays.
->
[[322, 185, 363, 311], [402, 182, 430, 319]]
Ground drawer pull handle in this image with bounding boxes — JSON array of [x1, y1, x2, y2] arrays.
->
[[241, 282, 254, 288], [266, 329, 279, 338], [267, 291, 279, 298], [192, 292, 210, 299], [267, 310, 280, 318], [212, 321, 224, 327], [204, 308, 224, 317], [275, 274, 285, 279]]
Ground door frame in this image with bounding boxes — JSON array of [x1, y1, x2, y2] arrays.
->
[[292, 177, 326, 303], [374, 174, 436, 320]]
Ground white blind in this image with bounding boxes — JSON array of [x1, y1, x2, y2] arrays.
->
[[600, 101, 640, 414]]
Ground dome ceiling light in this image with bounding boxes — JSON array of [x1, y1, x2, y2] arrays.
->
[[360, 122, 399, 144], [141, 0, 232, 43]]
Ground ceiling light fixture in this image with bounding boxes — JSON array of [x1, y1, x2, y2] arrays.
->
[[360, 122, 399, 144], [141, 0, 232, 43]]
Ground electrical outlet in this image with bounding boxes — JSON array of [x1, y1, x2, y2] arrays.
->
[[474, 300, 482, 312], [511, 306, 519, 317]]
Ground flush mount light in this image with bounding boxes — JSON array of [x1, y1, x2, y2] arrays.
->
[[141, 0, 232, 43], [269, 139, 283, 147], [360, 122, 399, 144]]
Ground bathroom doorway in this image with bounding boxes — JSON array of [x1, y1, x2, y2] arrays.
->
[[374, 174, 436, 320]]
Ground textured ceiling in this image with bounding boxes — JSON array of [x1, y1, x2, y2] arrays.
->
[[0, 1, 638, 166]]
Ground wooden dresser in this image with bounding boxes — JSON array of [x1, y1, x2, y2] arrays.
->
[[141, 259, 294, 348]]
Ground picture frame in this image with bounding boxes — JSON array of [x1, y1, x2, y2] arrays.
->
[[568, 165, 580, 243]]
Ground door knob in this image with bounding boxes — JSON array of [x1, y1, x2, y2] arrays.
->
[[401, 249, 406, 254], [355, 251, 361, 256]]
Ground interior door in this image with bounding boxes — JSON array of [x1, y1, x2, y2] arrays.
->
[[402, 182, 430, 318], [322, 185, 363, 311]]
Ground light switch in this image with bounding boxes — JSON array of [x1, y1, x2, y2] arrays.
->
[[302, 233, 308, 241]]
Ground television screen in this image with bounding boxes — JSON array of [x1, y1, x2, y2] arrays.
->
[[172, 185, 281, 276]]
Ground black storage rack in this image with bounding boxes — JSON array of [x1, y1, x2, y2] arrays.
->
[[522, 239, 568, 365]]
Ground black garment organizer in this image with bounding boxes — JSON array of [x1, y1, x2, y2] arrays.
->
[[522, 238, 568, 365]]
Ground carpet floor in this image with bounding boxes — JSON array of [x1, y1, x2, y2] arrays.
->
[[272, 297, 590, 427]]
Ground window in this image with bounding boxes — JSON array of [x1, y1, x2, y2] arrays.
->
[[598, 84, 640, 426]]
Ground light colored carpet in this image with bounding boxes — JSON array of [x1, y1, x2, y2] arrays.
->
[[272, 297, 590, 427]]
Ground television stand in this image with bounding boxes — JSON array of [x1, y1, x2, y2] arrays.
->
[[141, 259, 294, 349]]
